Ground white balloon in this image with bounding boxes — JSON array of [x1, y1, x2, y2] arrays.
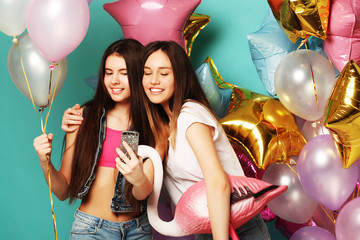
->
[[0, 0, 29, 36], [274, 50, 336, 121]]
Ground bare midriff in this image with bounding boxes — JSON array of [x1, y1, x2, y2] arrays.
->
[[79, 166, 142, 222]]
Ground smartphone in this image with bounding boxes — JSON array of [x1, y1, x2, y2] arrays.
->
[[120, 131, 139, 158]]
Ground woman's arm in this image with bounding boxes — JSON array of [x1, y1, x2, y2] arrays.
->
[[186, 122, 231, 240], [33, 130, 76, 201]]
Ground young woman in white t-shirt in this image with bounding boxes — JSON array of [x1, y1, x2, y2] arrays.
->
[[140, 41, 271, 240]]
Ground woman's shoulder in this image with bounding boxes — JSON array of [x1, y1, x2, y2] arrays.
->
[[181, 100, 212, 117]]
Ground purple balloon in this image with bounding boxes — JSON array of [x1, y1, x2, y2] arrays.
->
[[262, 162, 318, 223], [298, 135, 359, 210], [336, 197, 360, 240], [290, 226, 336, 240]]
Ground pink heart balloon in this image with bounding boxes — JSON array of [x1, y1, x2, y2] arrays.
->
[[103, 0, 201, 48], [26, 0, 90, 62]]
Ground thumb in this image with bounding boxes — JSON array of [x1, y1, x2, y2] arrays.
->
[[74, 103, 81, 110], [48, 133, 54, 142]]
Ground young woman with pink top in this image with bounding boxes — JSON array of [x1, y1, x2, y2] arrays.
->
[[33, 39, 167, 239]]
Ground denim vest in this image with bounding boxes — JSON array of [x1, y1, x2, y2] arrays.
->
[[76, 108, 147, 212]]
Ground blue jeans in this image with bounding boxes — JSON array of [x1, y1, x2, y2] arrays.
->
[[195, 214, 270, 240], [70, 209, 152, 240]]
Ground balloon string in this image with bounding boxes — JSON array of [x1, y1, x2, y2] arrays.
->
[[16, 37, 60, 240], [15, 39, 39, 122], [285, 163, 298, 176], [309, 63, 320, 112], [46, 155, 58, 240], [319, 204, 336, 225], [43, 61, 62, 134], [294, 37, 308, 54], [41, 62, 62, 240]]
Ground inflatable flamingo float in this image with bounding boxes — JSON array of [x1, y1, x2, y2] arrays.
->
[[138, 145, 288, 239]]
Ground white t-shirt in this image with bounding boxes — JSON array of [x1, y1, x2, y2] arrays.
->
[[164, 101, 245, 206]]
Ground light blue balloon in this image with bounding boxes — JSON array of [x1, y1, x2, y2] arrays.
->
[[84, 72, 98, 90], [247, 8, 301, 96], [195, 62, 232, 119]]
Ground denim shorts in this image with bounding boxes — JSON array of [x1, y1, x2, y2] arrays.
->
[[70, 209, 152, 240], [195, 214, 271, 240]]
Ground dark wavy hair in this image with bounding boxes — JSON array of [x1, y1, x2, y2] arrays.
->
[[140, 41, 213, 148], [67, 39, 153, 207]]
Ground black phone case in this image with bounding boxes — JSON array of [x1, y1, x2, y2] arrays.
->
[[120, 131, 139, 158]]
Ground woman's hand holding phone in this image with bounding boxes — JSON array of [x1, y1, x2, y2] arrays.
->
[[115, 137, 147, 187]]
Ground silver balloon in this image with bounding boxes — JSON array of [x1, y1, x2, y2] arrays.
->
[[274, 50, 336, 121], [301, 120, 330, 141], [262, 159, 318, 224], [0, 0, 29, 36], [8, 33, 67, 108]]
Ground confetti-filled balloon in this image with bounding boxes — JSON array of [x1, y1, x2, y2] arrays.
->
[[267, 0, 330, 43], [324, 0, 360, 71], [324, 60, 360, 168], [103, 0, 201, 49]]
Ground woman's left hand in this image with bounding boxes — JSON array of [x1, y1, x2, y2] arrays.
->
[[115, 142, 147, 187]]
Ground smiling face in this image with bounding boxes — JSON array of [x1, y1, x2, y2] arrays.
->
[[142, 50, 175, 109], [104, 54, 131, 104]]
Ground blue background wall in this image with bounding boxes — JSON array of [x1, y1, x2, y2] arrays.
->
[[0, 0, 287, 239]]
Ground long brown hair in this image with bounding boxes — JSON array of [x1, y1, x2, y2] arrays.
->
[[140, 41, 213, 148], [67, 39, 154, 206]]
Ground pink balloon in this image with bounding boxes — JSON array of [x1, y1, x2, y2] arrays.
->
[[336, 197, 360, 240], [103, 0, 201, 48], [298, 135, 359, 210], [324, 0, 360, 71], [290, 226, 336, 240], [26, 0, 90, 62]]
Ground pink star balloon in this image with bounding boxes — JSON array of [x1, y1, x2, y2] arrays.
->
[[103, 0, 201, 48], [324, 0, 360, 71]]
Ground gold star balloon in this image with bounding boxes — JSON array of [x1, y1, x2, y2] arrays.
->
[[267, 0, 330, 43], [324, 60, 360, 168], [184, 13, 210, 57], [203, 57, 307, 169]]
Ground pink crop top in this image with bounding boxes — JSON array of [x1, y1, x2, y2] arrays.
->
[[97, 128, 122, 168]]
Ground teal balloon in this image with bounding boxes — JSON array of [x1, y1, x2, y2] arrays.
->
[[8, 33, 68, 108], [195, 62, 232, 118], [247, 8, 302, 96]]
